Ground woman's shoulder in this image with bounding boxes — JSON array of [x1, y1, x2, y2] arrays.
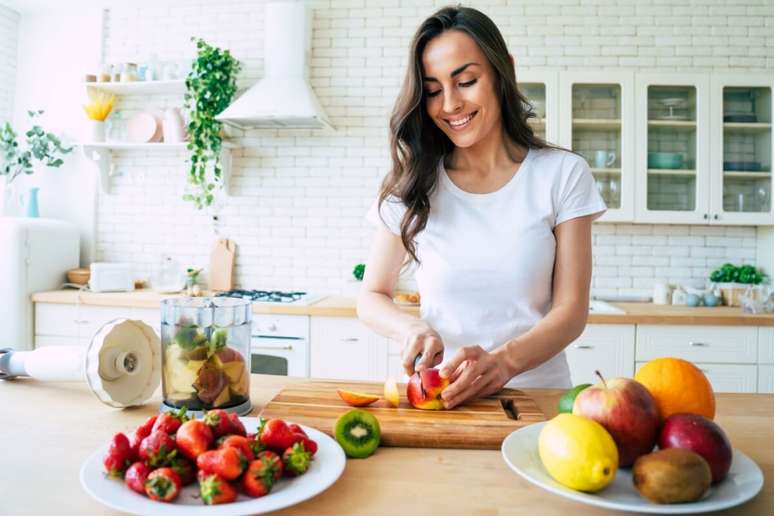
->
[[530, 146, 588, 172]]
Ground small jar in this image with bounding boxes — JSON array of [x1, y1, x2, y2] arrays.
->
[[120, 62, 138, 82], [98, 64, 112, 82]]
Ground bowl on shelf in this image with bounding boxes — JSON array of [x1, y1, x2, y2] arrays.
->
[[724, 113, 757, 123], [648, 152, 684, 169], [724, 161, 762, 172], [66, 267, 90, 285]]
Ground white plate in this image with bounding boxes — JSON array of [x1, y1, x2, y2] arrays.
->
[[81, 420, 346, 516], [501, 422, 763, 514]]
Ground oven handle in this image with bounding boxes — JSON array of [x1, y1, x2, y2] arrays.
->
[[252, 343, 294, 351]]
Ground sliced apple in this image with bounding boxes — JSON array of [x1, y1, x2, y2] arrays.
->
[[384, 377, 400, 408], [337, 388, 380, 407]]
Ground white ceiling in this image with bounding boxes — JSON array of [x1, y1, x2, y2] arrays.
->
[[1, 0, 200, 14]]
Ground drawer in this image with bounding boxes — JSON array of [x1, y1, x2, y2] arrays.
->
[[759, 365, 774, 393], [636, 361, 757, 393], [133, 308, 161, 334], [34, 335, 83, 348], [636, 325, 757, 364], [759, 328, 774, 364], [253, 314, 309, 339], [566, 324, 635, 385], [35, 304, 79, 337], [387, 354, 410, 382], [75, 306, 134, 342]]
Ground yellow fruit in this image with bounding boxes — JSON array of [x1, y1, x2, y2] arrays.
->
[[538, 414, 619, 492]]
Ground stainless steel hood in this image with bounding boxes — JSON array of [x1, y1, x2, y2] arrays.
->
[[216, 1, 333, 130]]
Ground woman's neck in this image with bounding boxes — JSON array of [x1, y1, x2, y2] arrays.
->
[[448, 123, 525, 177]]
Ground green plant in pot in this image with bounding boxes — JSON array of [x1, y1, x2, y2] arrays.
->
[[183, 38, 242, 209], [709, 262, 767, 307]]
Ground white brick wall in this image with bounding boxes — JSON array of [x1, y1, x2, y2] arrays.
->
[[94, 0, 768, 298], [0, 5, 19, 124]]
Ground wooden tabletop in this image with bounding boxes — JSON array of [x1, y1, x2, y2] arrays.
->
[[0, 375, 771, 515], [31, 290, 774, 325]]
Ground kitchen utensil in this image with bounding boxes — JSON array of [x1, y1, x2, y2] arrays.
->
[[89, 262, 134, 293], [126, 112, 158, 143], [652, 282, 671, 305], [660, 97, 687, 119], [647, 152, 684, 169], [260, 379, 545, 449], [160, 296, 252, 416], [501, 422, 764, 514], [594, 150, 616, 169], [80, 421, 345, 514], [0, 319, 160, 407], [151, 255, 186, 293], [209, 239, 236, 292], [66, 267, 91, 285]]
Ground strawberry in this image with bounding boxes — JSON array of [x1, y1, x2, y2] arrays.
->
[[256, 450, 284, 482], [124, 462, 151, 495], [131, 415, 158, 451], [282, 441, 313, 477], [103, 432, 134, 478], [169, 456, 196, 486], [197, 447, 247, 481], [287, 423, 307, 437], [138, 431, 177, 467], [203, 409, 237, 438], [287, 423, 317, 454], [227, 412, 246, 436], [145, 467, 181, 502], [176, 419, 214, 460], [218, 434, 255, 462], [152, 407, 189, 435], [198, 471, 238, 505], [241, 458, 275, 498], [260, 418, 301, 453]]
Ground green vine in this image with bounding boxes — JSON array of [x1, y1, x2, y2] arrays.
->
[[0, 110, 73, 184], [183, 37, 242, 209]]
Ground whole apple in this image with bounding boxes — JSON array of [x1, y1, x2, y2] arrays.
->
[[572, 371, 659, 467], [658, 413, 733, 483], [406, 368, 449, 410]]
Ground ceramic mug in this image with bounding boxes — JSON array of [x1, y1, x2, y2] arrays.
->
[[594, 150, 616, 169]]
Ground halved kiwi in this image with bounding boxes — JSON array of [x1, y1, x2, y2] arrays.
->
[[334, 409, 381, 459]]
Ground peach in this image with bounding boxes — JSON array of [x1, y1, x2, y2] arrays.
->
[[384, 377, 400, 408], [336, 389, 380, 407], [406, 368, 449, 410]]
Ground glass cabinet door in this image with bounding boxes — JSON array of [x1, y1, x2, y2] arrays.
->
[[521, 82, 546, 141], [519, 70, 558, 146]]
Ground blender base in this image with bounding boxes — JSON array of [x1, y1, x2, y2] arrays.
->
[[160, 399, 252, 417]]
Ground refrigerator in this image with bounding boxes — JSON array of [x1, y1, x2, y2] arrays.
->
[[0, 218, 80, 350]]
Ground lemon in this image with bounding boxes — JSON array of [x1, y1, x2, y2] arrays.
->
[[538, 414, 618, 492]]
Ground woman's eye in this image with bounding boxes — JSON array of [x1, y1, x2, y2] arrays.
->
[[459, 79, 477, 88], [426, 90, 441, 98]]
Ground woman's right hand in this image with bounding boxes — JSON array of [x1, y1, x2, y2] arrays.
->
[[401, 321, 444, 376]]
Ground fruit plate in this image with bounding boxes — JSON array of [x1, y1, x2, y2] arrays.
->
[[501, 422, 763, 514], [80, 421, 345, 516]]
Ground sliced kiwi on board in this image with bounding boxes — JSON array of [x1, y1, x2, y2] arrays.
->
[[334, 409, 381, 459]]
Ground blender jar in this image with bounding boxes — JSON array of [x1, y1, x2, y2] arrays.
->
[[160, 297, 251, 415]]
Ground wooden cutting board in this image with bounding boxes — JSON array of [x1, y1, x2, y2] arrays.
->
[[259, 379, 545, 450], [208, 239, 235, 292]]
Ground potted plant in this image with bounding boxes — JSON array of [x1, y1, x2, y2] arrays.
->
[[0, 110, 73, 216], [183, 37, 242, 209], [709, 263, 767, 307]]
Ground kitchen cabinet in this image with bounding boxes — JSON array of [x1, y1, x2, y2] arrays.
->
[[709, 73, 774, 225], [34, 303, 152, 347], [565, 324, 635, 385], [310, 316, 388, 381], [635, 324, 758, 364], [519, 69, 559, 146], [635, 361, 757, 394], [559, 71, 635, 222]]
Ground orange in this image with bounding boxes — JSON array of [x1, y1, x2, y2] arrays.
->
[[634, 357, 715, 421]]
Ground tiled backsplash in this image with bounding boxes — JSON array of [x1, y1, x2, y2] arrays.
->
[[89, 1, 773, 296], [0, 5, 19, 125]]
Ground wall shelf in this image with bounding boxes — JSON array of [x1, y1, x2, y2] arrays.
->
[[724, 171, 772, 178], [647, 168, 697, 176], [81, 140, 237, 194], [84, 80, 186, 96], [591, 167, 622, 175]]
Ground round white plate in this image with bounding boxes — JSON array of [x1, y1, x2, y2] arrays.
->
[[501, 422, 763, 514], [81, 420, 346, 515]]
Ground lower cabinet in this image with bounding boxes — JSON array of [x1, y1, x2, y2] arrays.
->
[[310, 316, 388, 381], [759, 365, 774, 393], [565, 324, 636, 385], [35, 303, 144, 347]]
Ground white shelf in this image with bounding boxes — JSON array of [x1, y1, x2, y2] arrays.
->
[[84, 80, 186, 95], [723, 171, 772, 178], [648, 119, 697, 129], [591, 167, 622, 175], [647, 168, 697, 176], [572, 118, 621, 130], [723, 122, 772, 133], [81, 141, 238, 150]]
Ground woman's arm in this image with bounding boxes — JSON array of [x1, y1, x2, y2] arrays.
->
[[356, 225, 445, 373], [439, 214, 594, 408]]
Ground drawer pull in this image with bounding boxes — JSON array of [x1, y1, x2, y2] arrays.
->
[[574, 344, 594, 349], [689, 341, 708, 347], [343, 337, 360, 343], [252, 344, 293, 351], [74, 320, 90, 325]]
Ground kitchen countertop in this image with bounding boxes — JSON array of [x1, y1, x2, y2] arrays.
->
[[31, 289, 774, 325], [0, 375, 770, 515]]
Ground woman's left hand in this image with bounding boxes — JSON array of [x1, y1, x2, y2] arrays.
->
[[438, 346, 513, 409]]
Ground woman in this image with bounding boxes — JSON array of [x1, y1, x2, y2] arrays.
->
[[357, 6, 606, 409]]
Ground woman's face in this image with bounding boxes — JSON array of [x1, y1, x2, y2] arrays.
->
[[421, 30, 501, 149]]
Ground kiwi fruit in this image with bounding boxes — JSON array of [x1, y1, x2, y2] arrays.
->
[[334, 409, 381, 459], [633, 448, 712, 504]]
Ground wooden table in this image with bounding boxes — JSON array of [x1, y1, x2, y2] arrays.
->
[[0, 375, 771, 515]]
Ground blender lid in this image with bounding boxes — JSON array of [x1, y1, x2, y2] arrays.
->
[[85, 319, 161, 408]]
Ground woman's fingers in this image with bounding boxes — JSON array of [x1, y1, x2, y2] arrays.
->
[[401, 335, 425, 376], [444, 370, 498, 409], [439, 345, 483, 379], [416, 335, 443, 372]]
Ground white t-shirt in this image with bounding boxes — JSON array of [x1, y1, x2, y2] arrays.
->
[[366, 147, 606, 388]]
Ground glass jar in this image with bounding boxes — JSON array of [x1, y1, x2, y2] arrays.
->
[[160, 297, 252, 415], [120, 62, 138, 82]]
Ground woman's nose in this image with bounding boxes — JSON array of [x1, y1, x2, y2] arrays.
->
[[442, 90, 463, 114]]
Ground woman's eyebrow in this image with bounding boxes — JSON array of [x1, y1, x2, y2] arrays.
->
[[423, 62, 480, 82]]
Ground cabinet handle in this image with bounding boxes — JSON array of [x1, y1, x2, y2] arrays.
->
[[703, 213, 709, 219], [689, 341, 708, 347], [73, 319, 90, 325], [573, 344, 594, 349], [342, 337, 360, 342], [252, 344, 293, 351], [713, 214, 719, 220]]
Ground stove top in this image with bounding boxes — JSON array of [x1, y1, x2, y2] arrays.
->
[[216, 289, 322, 306]]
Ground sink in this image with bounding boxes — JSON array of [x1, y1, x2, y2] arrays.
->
[[589, 300, 625, 315]]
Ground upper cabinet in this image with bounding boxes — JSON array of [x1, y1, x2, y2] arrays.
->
[[519, 70, 559, 147], [709, 74, 774, 225], [559, 72, 635, 222]]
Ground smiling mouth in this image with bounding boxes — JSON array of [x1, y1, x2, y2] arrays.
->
[[445, 111, 478, 131]]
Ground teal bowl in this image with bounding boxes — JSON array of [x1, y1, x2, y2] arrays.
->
[[648, 152, 684, 169]]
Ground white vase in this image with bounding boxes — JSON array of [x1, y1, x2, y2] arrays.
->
[[88, 120, 106, 143], [162, 108, 186, 143], [0, 180, 22, 217]]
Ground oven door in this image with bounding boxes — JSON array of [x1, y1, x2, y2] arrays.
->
[[251, 336, 309, 377]]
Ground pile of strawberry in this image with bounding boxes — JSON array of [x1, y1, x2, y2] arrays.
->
[[103, 408, 318, 505]]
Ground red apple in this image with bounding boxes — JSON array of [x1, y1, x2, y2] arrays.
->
[[406, 368, 449, 410], [572, 371, 659, 467], [659, 413, 733, 483]]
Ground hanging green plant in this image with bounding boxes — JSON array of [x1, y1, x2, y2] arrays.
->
[[183, 37, 242, 209]]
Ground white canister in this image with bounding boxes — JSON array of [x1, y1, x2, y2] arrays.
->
[[671, 287, 688, 306], [162, 108, 186, 143], [88, 120, 106, 143], [653, 281, 671, 305]]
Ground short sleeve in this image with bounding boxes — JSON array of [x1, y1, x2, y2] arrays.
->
[[366, 195, 406, 236], [554, 156, 607, 226]]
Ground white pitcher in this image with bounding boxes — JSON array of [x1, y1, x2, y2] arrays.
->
[[162, 107, 186, 143]]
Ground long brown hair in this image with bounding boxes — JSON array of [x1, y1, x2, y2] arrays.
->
[[379, 5, 559, 264]]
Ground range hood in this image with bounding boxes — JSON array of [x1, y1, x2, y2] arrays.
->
[[216, 1, 333, 130]]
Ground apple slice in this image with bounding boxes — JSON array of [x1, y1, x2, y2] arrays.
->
[[337, 389, 380, 407], [384, 377, 400, 408]]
